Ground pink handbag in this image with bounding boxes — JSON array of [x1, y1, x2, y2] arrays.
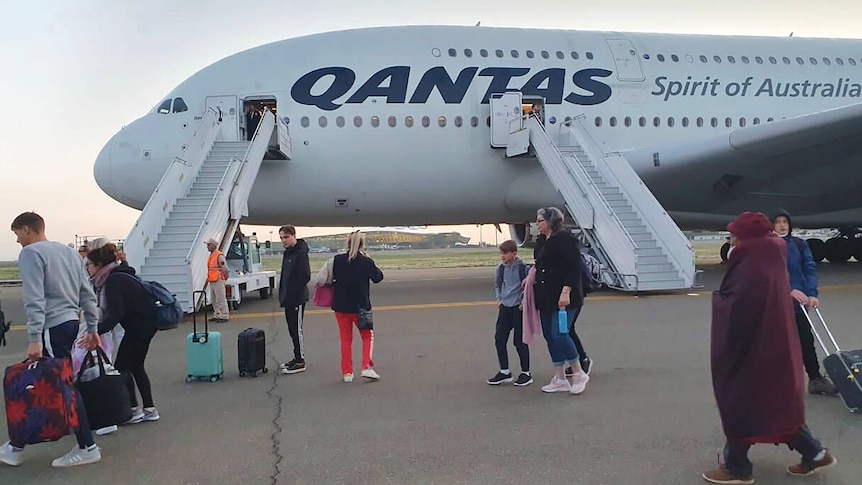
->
[[312, 285, 333, 308]]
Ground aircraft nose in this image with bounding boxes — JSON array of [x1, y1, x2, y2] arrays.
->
[[93, 138, 114, 195]]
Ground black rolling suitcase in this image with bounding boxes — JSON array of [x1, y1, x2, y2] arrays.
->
[[238, 327, 268, 378], [801, 305, 862, 414]]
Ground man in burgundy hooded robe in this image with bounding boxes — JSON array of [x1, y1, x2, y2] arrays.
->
[[703, 212, 836, 484]]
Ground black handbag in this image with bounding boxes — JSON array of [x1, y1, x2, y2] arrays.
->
[[76, 347, 133, 429], [357, 308, 374, 330]]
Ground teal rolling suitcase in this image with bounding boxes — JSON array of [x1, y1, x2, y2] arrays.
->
[[186, 290, 223, 383]]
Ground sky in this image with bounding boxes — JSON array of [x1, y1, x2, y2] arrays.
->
[[1, 0, 861, 260]]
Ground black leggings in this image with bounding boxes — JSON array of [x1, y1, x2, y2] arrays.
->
[[114, 337, 154, 409]]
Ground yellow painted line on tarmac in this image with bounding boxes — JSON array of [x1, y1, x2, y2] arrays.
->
[[7, 281, 862, 330]]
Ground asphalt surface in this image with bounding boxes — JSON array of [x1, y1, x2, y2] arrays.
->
[[0, 263, 861, 484]]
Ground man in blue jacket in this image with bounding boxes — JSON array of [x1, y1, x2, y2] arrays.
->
[[771, 210, 838, 397]]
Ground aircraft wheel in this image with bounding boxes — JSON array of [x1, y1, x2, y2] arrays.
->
[[719, 242, 731, 263], [806, 238, 826, 263], [825, 237, 852, 264], [852, 238, 862, 262]]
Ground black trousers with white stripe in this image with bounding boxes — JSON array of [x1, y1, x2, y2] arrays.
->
[[284, 304, 306, 362]]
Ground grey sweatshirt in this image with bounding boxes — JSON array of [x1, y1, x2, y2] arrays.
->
[[495, 257, 527, 308], [19, 241, 99, 343]]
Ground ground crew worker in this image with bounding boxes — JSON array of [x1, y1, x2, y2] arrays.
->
[[205, 238, 229, 322]]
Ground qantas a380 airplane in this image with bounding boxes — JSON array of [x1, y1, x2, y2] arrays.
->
[[95, 25, 862, 268]]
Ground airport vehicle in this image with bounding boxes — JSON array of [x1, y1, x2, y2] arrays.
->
[[220, 232, 277, 310], [94, 26, 862, 301]]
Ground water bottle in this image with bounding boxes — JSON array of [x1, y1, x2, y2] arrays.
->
[[558, 309, 568, 334]]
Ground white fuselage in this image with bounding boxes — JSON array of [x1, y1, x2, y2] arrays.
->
[[94, 26, 862, 230]]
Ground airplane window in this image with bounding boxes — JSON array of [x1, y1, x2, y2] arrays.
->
[[448, 48, 457, 57], [300, 116, 310, 128], [541, 50, 549, 59], [671, 54, 679, 62], [571, 51, 580, 60], [624, 116, 632, 127], [495, 49, 504, 58], [464, 48, 473, 58], [595, 117, 602, 127], [526, 50, 534, 58], [767, 117, 774, 122], [728, 56, 736, 64], [711, 117, 718, 127], [438, 116, 446, 127], [405, 116, 414, 127], [609, 116, 617, 127], [586, 52, 594, 60], [753, 117, 761, 125], [355, 116, 364, 127], [782, 57, 791, 64], [480, 49, 488, 57], [388, 116, 397, 127], [511, 50, 519, 58], [739, 117, 747, 127], [810, 57, 818, 65], [638, 117, 646, 127], [471, 116, 478, 127], [556, 51, 565, 59], [422, 116, 430, 127], [713, 55, 722, 64], [741, 56, 750, 64], [848, 58, 856, 66], [667, 117, 675, 127], [657, 54, 665, 62], [696, 117, 704, 127], [769, 56, 777, 64], [653, 117, 661, 127], [172, 98, 188, 113], [454, 116, 463, 127], [699, 55, 708, 63], [725, 117, 732, 127], [318, 116, 328, 128], [796, 57, 804, 65], [682, 117, 690, 127], [755, 56, 763, 64], [157, 99, 171, 114], [371, 116, 380, 127], [336, 116, 345, 128]]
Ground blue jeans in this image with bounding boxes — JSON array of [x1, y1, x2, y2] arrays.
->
[[540, 307, 581, 366]]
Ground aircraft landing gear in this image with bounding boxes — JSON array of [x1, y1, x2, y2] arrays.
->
[[718, 227, 862, 264]]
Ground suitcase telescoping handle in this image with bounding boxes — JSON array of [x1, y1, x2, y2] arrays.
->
[[799, 303, 841, 355], [193, 290, 209, 343]]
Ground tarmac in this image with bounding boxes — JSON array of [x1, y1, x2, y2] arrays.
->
[[1, 263, 861, 484]]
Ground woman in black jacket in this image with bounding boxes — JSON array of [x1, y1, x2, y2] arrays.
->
[[331, 231, 384, 383], [87, 243, 160, 424], [532, 207, 590, 395]]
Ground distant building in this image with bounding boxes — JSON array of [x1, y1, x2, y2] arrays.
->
[[302, 228, 470, 251]]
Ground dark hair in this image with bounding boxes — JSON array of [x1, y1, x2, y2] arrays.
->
[[87, 243, 118, 267], [498, 240, 518, 253], [537, 207, 564, 231], [278, 225, 296, 236], [11, 212, 45, 233]]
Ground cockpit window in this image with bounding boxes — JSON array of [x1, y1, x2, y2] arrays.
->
[[172, 98, 188, 113], [157, 99, 172, 114]]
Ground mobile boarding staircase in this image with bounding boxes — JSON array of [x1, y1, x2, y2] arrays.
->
[[123, 107, 291, 312], [491, 93, 699, 292]]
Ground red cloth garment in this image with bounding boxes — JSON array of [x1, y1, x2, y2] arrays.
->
[[711, 212, 806, 444]]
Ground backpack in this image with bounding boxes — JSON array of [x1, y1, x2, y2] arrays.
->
[[579, 252, 594, 295], [580, 252, 603, 295], [120, 274, 183, 331], [0, 307, 9, 347]]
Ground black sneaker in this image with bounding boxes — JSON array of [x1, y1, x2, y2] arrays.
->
[[486, 372, 513, 385], [280, 359, 296, 370], [565, 366, 573, 377], [281, 361, 306, 374], [581, 357, 593, 376], [513, 373, 533, 387]]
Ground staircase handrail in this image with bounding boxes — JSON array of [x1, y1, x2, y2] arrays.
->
[[124, 108, 222, 272], [230, 109, 276, 219], [568, 115, 695, 285]]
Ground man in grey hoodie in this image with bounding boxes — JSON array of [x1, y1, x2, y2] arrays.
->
[[1, 212, 102, 468]]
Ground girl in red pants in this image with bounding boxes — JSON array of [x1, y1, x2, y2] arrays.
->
[[330, 231, 384, 382]]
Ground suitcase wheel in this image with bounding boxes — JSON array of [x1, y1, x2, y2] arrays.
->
[[210, 375, 219, 383], [185, 376, 193, 383], [263, 367, 268, 374], [239, 371, 246, 377]]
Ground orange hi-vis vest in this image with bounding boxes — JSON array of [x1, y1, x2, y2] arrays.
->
[[207, 250, 225, 282]]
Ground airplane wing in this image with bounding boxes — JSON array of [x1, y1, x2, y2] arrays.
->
[[627, 102, 862, 221]]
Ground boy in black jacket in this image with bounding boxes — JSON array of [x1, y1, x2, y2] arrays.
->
[[278, 225, 310, 374]]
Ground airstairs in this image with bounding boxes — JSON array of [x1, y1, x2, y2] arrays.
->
[[123, 108, 279, 312], [491, 93, 697, 292]]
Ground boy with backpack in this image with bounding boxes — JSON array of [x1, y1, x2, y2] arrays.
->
[[487, 240, 532, 386]]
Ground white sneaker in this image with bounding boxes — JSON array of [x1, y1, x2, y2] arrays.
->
[[125, 408, 145, 425], [51, 445, 101, 468], [95, 425, 118, 436], [541, 376, 571, 393], [0, 441, 24, 467], [361, 368, 380, 380], [343, 373, 354, 383], [570, 372, 590, 395]]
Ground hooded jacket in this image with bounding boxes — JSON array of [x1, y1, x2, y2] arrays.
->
[[770, 210, 818, 303], [279, 239, 310, 307], [97, 264, 158, 342]]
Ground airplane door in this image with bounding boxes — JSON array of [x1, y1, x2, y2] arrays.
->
[[206, 95, 239, 141], [489, 92, 522, 148], [606, 39, 645, 82]]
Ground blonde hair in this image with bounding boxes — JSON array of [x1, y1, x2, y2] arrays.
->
[[347, 231, 365, 261]]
